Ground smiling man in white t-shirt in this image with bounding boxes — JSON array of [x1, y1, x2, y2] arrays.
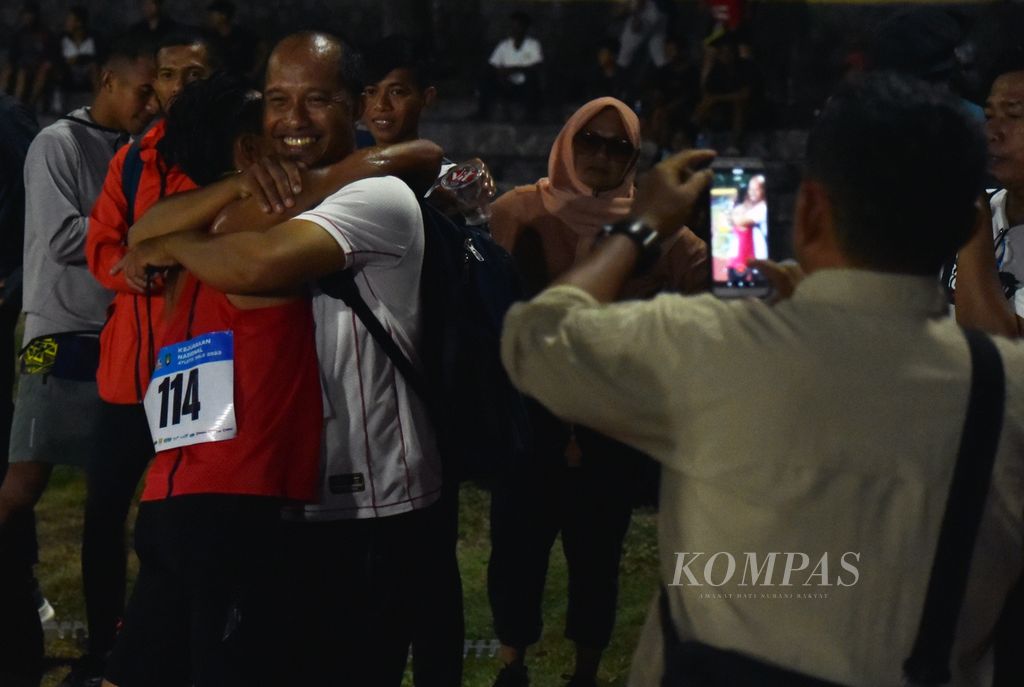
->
[[116, 31, 450, 686]]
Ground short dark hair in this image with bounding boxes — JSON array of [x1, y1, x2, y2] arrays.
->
[[364, 35, 432, 91], [985, 43, 1024, 93], [158, 72, 263, 186], [805, 72, 986, 275], [156, 29, 222, 71], [207, 0, 235, 19]]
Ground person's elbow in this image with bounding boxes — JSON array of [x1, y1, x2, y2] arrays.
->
[[45, 224, 87, 265], [424, 141, 445, 173], [209, 213, 235, 235], [408, 143, 445, 196], [500, 297, 571, 401], [500, 294, 615, 431]]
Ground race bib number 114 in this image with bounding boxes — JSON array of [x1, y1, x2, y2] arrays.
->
[[144, 330, 237, 451]]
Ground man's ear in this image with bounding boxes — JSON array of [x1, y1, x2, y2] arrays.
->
[[423, 86, 438, 109], [98, 68, 115, 93], [795, 179, 828, 242], [794, 178, 844, 269], [233, 133, 263, 169]]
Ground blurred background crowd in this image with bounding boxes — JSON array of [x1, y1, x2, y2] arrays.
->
[[6, 0, 1023, 250]]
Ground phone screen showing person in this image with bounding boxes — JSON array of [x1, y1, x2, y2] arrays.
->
[[709, 158, 771, 298]]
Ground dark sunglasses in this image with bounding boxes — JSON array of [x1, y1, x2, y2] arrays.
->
[[573, 129, 637, 162]]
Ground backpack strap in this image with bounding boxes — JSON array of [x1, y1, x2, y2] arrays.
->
[[122, 139, 145, 228], [326, 270, 433, 408], [120, 138, 145, 400], [903, 328, 1005, 685]]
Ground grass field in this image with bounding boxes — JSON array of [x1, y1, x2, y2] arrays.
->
[[34, 468, 660, 687]]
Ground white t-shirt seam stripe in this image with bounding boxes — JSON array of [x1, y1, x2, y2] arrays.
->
[[385, 320, 415, 501], [350, 307, 380, 515]]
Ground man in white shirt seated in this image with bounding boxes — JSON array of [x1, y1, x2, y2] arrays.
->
[[501, 72, 1024, 686], [476, 11, 544, 122]]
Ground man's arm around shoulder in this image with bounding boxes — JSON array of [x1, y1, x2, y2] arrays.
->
[[117, 175, 423, 296]]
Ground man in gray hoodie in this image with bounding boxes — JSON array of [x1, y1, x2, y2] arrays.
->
[[0, 34, 157, 687]]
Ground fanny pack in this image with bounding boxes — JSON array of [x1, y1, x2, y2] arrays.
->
[[20, 332, 100, 381]]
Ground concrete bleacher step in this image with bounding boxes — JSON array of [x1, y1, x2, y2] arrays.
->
[[424, 118, 808, 198], [420, 119, 561, 192]]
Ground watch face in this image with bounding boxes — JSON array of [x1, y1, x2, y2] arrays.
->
[[633, 222, 660, 248], [618, 221, 658, 246]]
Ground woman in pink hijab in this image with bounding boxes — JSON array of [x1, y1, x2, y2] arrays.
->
[[491, 96, 706, 298], [487, 98, 706, 687]]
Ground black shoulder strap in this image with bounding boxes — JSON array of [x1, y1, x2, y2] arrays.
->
[[59, 113, 123, 136], [122, 139, 145, 228], [904, 328, 1006, 685], [329, 270, 432, 407], [656, 330, 1006, 686]]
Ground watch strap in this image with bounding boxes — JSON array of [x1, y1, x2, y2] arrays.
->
[[603, 219, 662, 273]]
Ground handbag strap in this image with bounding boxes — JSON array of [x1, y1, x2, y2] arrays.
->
[[904, 328, 1005, 684], [328, 270, 432, 407]]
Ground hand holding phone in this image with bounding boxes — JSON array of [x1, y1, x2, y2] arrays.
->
[[633, 149, 715, 236], [747, 259, 805, 303]]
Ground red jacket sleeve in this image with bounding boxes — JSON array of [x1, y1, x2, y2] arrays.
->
[[86, 143, 133, 292]]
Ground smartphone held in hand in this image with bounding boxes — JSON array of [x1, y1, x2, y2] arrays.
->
[[708, 158, 772, 299]]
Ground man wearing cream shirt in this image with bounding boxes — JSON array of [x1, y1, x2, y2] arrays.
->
[[500, 73, 1024, 686]]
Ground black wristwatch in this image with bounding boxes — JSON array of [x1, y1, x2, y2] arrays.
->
[[602, 219, 662, 273]]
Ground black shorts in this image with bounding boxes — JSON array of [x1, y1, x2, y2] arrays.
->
[[104, 494, 283, 687]]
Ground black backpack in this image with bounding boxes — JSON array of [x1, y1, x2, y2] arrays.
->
[[319, 199, 533, 485]]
